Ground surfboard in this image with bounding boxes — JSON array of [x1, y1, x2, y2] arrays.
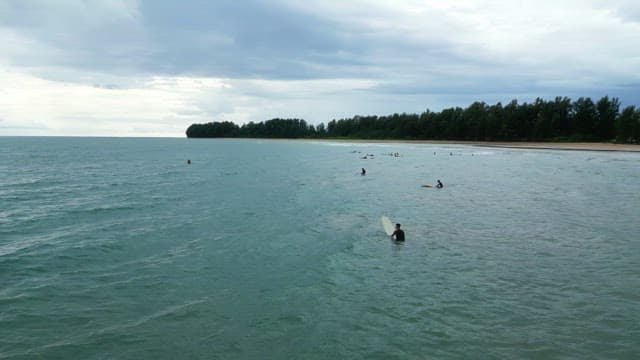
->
[[421, 184, 433, 188], [381, 216, 394, 236]]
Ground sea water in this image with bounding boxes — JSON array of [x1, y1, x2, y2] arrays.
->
[[1, 137, 639, 359]]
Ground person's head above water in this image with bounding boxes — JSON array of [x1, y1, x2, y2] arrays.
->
[[395, 223, 401, 229]]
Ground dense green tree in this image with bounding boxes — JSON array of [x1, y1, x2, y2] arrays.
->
[[186, 121, 239, 138], [595, 96, 620, 141], [573, 97, 598, 140], [186, 96, 638, 144], [549, 97, 573, 139], [462, 102, 488, 140], [533, 98, 553, 140], [634, 108, 640, 142], [616, 106, 638, 143], [315, 123, 327, 137]]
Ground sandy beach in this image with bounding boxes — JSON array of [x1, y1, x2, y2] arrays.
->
[[447, 141, 640, 152], [301, 139, 640, 152]]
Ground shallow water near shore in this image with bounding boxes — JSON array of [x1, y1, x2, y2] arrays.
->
[[1, 137, 639, 359]]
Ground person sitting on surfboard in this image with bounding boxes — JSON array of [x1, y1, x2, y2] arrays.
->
[[392, 223, 405, 242], [436, 180, 443, 188]]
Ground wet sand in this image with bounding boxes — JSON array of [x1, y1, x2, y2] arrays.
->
[[453, 141, 640, 152], [302, 139, 640, 152]]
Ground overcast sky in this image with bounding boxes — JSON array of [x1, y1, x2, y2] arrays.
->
[[1, 0, 639, 137]]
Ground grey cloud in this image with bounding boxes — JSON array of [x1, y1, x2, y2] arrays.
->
[[92, 83, 124, 90], [0, 0, 149, 75], [0, 0, 372, 79], [597, 0, 640, 23], [136, 0, 375, 78], [0, 0, 460, 81], [1, 0, 638, 113]]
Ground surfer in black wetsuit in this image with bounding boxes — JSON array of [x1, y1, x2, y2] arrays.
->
[[436, 179, 443, 188], [361, 168, 366, 176], [392, 223, 405, 242]]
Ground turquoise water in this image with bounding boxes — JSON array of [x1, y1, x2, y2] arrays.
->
[[1, 137, 639, 359]]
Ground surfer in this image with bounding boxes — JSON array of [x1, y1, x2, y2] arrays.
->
[[361, 168, 366, 176], [392, 223, 405, 242], [187, 159, 191, 165], [436, 180, 443, 188]]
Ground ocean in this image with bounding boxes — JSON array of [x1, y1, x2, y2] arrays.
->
[[1, 137, 639, 359]]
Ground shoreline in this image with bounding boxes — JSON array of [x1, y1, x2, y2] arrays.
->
[[292, 139, 640, 152]]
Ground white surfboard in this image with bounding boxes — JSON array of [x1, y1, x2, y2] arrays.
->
[[381, 216, 394, 236]]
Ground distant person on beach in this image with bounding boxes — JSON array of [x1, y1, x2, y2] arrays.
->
[[436, 180, 443, 188], [361, 168, 366, 176], [392, 223, 405, 242]]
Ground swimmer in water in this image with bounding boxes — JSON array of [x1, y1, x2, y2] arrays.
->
[[391, 223, 405, 242]]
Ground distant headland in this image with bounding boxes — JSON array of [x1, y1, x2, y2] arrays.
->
[[186, 96, 640, 145]]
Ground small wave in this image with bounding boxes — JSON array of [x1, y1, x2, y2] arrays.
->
[[311, 141, 393, 148], [472, 151, 496, 156], [166, 239, 203, 258], [65, 204, 140, 216], [0, 229, 74, 257], [1, 177, 48, 188], [2, 298, 208, 359], [106, 299, 207, 331], [610, 157, 640, 163]]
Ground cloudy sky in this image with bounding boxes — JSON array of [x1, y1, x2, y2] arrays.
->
[[1, 0, 639, 137]]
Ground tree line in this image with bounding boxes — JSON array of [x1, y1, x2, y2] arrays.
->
[[185, 96, 640, 143]]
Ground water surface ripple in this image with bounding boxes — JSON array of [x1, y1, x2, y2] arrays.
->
[[1, 137, 639, 359]]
